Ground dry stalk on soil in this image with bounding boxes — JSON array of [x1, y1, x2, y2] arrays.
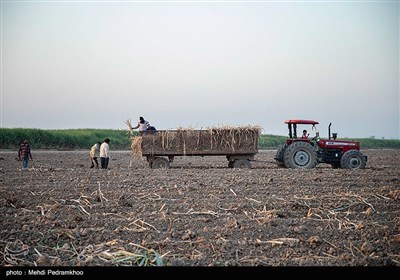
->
[[4, 240, 30, 265]]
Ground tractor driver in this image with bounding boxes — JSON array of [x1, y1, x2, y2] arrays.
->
[[301, 130, 309, 139]]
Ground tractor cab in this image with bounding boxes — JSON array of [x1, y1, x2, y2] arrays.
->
[[285, 119, 319, 142]]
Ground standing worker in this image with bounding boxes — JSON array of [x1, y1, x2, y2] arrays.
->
[[131, 116, 150, 136], [90, 141, 101, 168], [100, 138, 110, 169], [18, 140, 33, 170]]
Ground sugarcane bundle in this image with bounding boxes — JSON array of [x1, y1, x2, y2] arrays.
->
[[128, 125, 262, 156]]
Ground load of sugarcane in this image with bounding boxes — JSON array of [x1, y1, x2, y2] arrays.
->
[[125, 119, 261, 158]]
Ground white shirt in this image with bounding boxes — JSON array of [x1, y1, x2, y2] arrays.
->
[[133, 120, 150, 132], [100, 142, 109, 158]]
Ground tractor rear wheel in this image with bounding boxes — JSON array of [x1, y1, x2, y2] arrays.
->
[[275, 144, 287, 168], [340, 150, 366, 169], [283, 142, 317, 169]]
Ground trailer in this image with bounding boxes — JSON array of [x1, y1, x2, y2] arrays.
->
[[132, 127, 260, 169]]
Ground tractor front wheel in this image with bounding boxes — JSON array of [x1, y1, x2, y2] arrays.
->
[[340, 150, 366, 169], [283, 142, 318, 169]]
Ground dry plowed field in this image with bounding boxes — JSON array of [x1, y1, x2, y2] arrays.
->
[[1, 149, 399, 267]]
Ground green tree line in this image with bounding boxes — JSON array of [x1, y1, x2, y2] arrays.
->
[[1, 128, 399, 150], [0, 128, 132, 150]]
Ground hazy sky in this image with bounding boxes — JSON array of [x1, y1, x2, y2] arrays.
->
[[1, 0, 399, 139]]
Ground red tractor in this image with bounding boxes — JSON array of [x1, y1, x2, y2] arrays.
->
[[275, 119, 367, 169]]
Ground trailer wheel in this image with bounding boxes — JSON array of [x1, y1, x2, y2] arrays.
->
[[152, 157, 170, 169], [233, 159, 251, 169], [340, 150, 366, 169], [284, 141, 317, 169]]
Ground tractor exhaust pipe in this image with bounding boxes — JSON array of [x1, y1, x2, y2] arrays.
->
[[328, 123, 332, 140]]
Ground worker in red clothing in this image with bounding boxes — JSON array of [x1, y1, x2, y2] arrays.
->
[[18, 140, 33, 170]]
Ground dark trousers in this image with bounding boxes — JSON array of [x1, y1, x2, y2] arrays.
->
[[90, 157, 99, 168], [100, 157, 109, 169]]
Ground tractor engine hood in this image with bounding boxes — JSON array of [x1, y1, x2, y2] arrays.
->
[[318, 139, 360, 150]]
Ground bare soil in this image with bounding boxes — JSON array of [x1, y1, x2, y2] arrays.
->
[[1, 149, 399, 267]]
